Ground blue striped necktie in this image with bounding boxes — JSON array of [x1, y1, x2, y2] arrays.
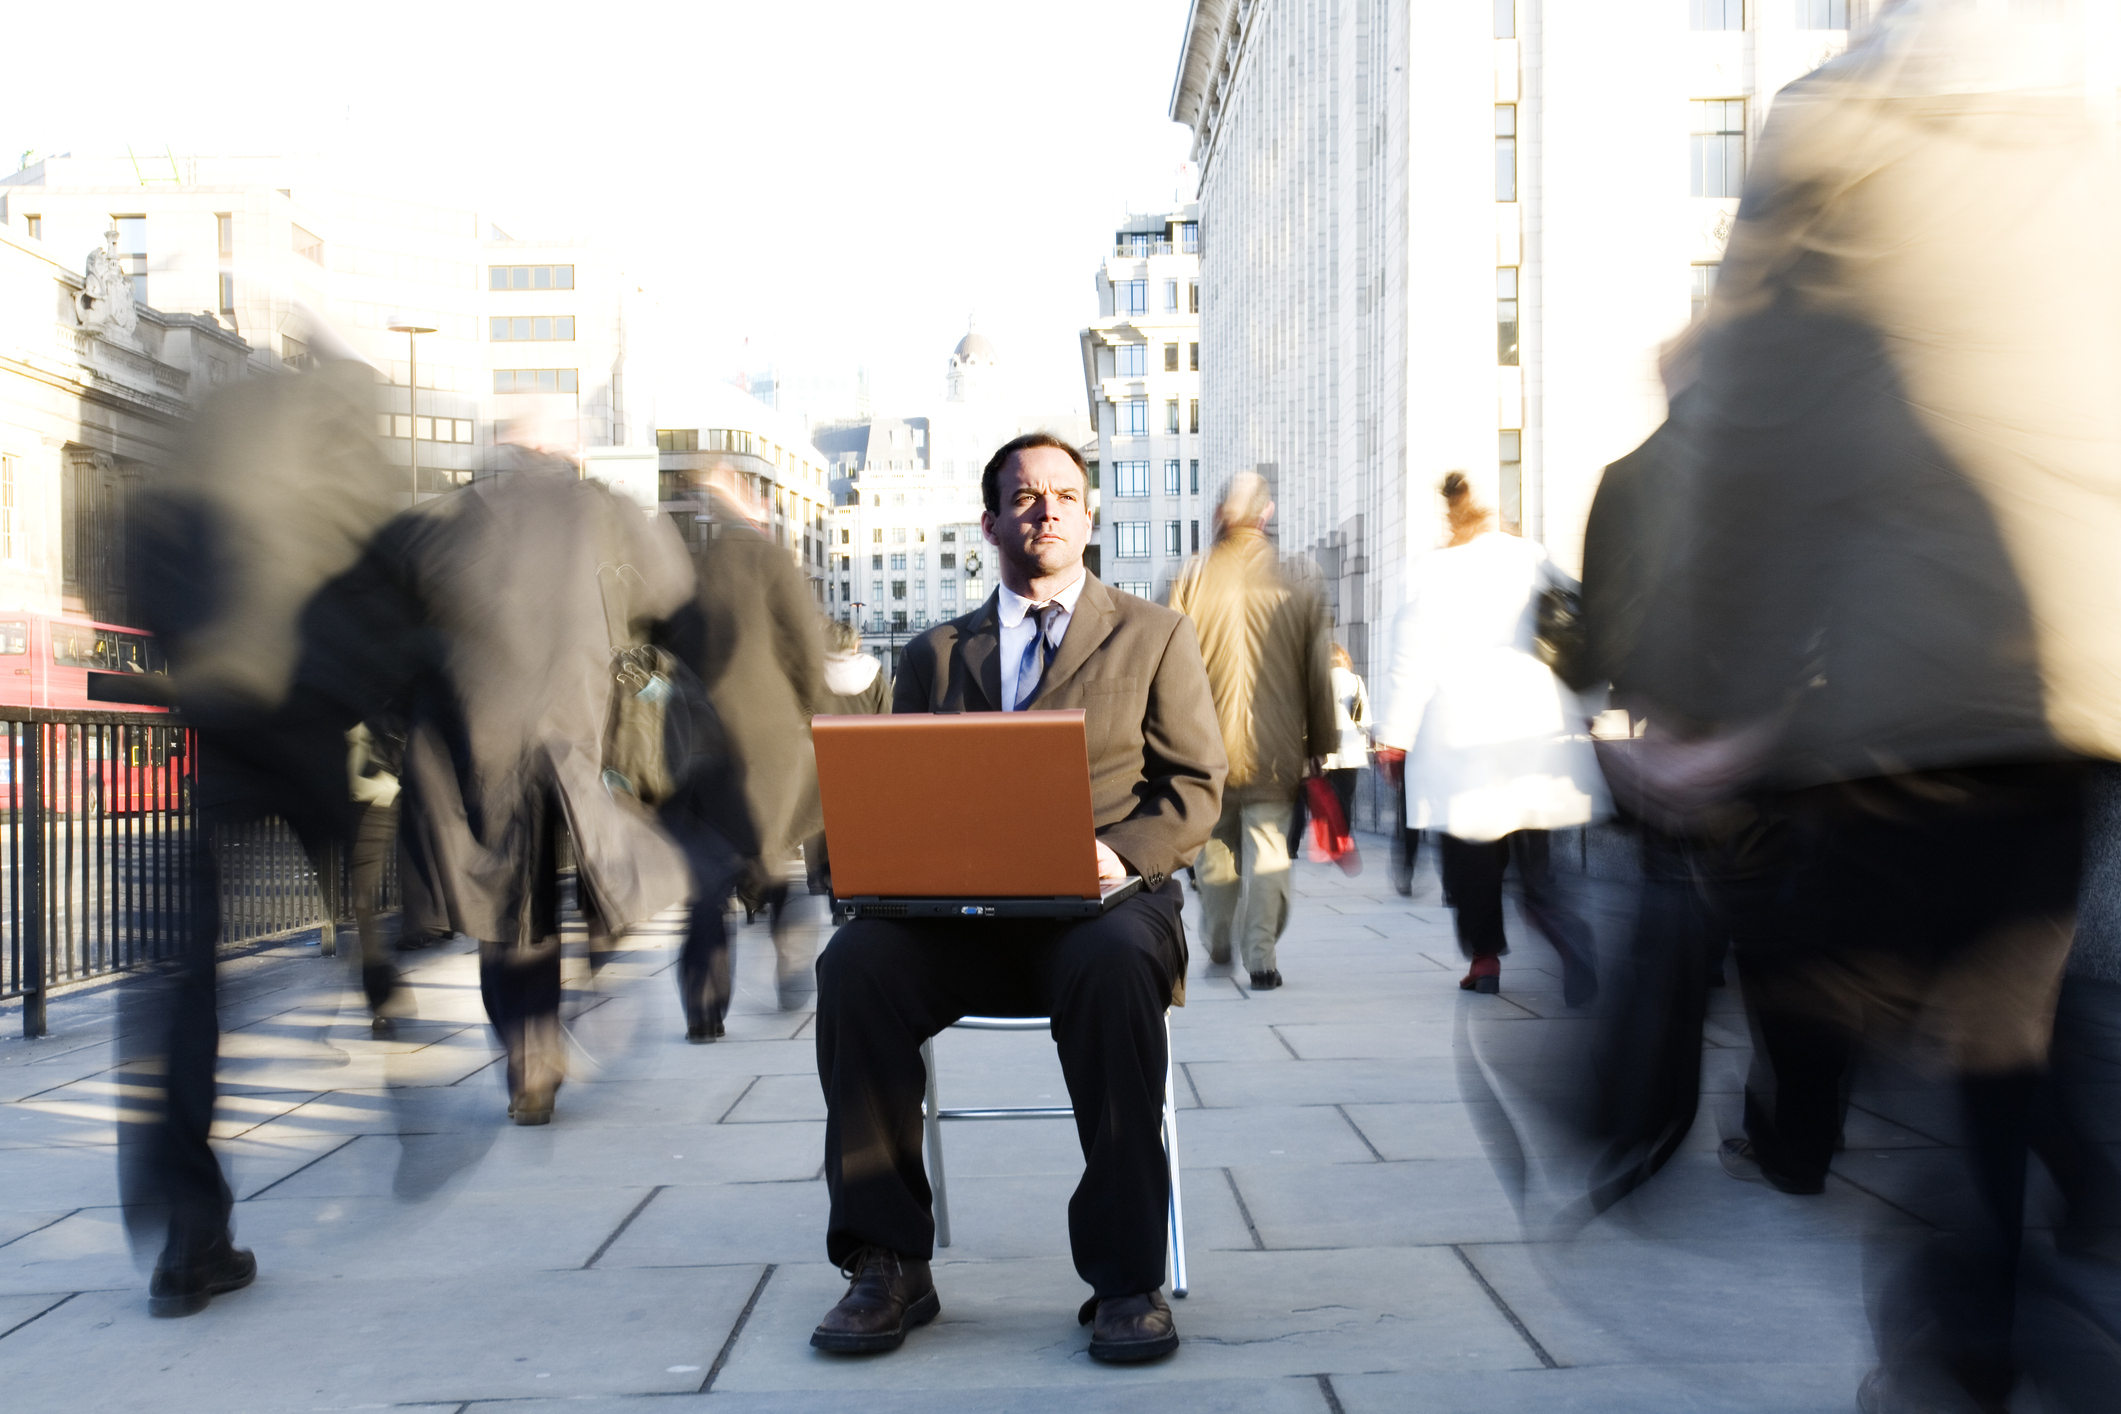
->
[[1014, 603, 1060, 711]]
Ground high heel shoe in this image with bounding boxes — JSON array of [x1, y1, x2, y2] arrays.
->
[[1459, 956, 1500, 994]]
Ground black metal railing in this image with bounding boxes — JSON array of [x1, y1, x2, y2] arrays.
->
[[0, 709, 398, 1036]]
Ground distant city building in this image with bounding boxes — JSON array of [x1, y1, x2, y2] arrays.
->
[[1, 155, 642, 502], [0, 220, 250, 629], [1080, 204, 1200, 604], [816, 323, 1090, 677], [1171, 0, 1874, 678], [653, 378, 833, 601]]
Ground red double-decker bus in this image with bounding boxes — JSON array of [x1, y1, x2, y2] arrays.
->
[[0, 614, 185, 816]]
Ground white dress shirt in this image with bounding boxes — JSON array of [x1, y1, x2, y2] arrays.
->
[[996, 571, 1087, 710]]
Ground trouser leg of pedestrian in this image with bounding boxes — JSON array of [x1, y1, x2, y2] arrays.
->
[[1197, 797, 1244, 964], [1326, 769, 1357, 832], [1439, 833, 1510, 960], [477, 786, 563, 1115], [1511, 829, 1598, 1001], [679, 887, 733, 1034], [816, 882, 1183, 1297], [120, 826, 236, 1266], [350, 801, 402, 1015], [1236, 800, 1294, 977]]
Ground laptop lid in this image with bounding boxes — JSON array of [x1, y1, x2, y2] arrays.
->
[[813, 710, 1103, 900]]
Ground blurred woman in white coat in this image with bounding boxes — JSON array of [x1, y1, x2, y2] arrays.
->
[[1373, 473, 1605, 1001]]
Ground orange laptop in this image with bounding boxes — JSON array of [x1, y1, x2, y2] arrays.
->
[[813, 709, 1143, 920]]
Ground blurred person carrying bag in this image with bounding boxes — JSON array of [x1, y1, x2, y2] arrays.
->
[[597, 561, 720, 808]]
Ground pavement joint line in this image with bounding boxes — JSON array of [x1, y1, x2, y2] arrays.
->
[[1824, 1168, 1943, 1231], [1450, 1243, 1560, 1369], [582, 1184, 667, 1268], [1179, 1060, 1205, 1109], [1270, 1026, 1301, 1060], [1228, 975, 1249, 999], [1845, 1099, 1949, 1147], [1333, 1104, 1387, 1162], [0, 1291, 77, 1342], [1309, 1371, 1347, 1414], [716, 1076, 762, 1125], [448, 1053, 506, 1087], [1222, 1166, 1265, 1250], [239, 1133, 362, 1201], [699, 1262, 776, 1393], [0, 1208, 80, 1251], [789, 1012, 815, 1040]]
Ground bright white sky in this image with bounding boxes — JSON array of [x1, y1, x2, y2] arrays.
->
[[6, 0, 1198, 421]]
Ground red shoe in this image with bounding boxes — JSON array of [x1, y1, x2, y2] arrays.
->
[[1459, 956, 1500, 994]]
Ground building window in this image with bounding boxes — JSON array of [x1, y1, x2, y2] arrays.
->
[[892, 611, 908, 631], [1164, 280, 1179, 312], [291, 223, 324, 265], [890, 553, 907, 570], [1794, 0, 1845, 27], [22, 216, 39, 240], [1189, 399, 1199, 434], [217, 272, 236, 316], [1188, 282, 1199, 313], [1113, 521, 1150, 559], [1181, 222, 1199, 253], [1494, 107, 1517, 202], [1118, 343, 1147, 377], [1691, 100, 1747, 198], [871, 530, 883, 545], [1189, 460, 1199, 494], [1163, 520, 1183, 556], [1119, 399, 1148, 437], [1115, 581, 1153, 600], [1691, 263, 1721, 320], [1190, 519, 1201, 552], [914, 580, 927, 601], [216, 213, 233, 259], [1497, 268, 1520, 365], [112, 215, 147, 304], [490, 265, 576, 290], [1163, 460, 1182, 496], [1500, 431, 1523, 530], [282, 335, 311, 371], [493, 368, 579, 393], [0, 455, 14, 561], [841, 529, 850, 544], [657, 428, 699, 452], [1165, 400, 1180, 435], [893, 526, 908, 543], [490, 315, 576, 341], [1189, 342, 1199, 371], [1495, 0, 1514, 37], [940, 552, 955, 569], [871, 576, 884, 598], [1120, 231, 1156, 257], [1164, 343, 1179, 373], [1691, 0, 1743, 27], [1113, 461, 1150, 498], [891, 580, 907, 601], [1120, 280, 1149, 316]]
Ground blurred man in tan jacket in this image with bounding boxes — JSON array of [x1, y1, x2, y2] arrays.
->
[[1170, 473, 1337, 989]]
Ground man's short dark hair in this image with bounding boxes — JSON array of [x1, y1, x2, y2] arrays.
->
[[982, 433, 1090, 516]]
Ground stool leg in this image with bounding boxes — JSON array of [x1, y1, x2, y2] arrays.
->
[[1164, 1011, 1187, 1297], [922, 1036, 951, 1249]]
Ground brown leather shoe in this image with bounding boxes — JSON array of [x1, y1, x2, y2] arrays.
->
[[1078, 1289, 1180, 1362], [810, 1247, 939, 1354]]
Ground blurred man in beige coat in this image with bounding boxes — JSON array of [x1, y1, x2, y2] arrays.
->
[[1170, 473, 1337, 989]]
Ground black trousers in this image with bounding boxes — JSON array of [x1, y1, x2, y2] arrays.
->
[[475, 780, 563, 1094], [1436, 829, 1592, 966], [815, 880, 1185, 1298]]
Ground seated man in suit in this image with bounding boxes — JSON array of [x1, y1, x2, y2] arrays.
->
[[810, 432, 1226, 1363]]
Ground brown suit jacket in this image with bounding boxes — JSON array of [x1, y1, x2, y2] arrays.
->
[[893, 573, 1228, 893]]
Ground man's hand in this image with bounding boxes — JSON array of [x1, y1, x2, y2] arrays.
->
[[1094, 839, 1127, 882], [1372, 746, 1405, 786]]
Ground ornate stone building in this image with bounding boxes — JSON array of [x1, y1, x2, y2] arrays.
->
[[0, 221, 257, 630]]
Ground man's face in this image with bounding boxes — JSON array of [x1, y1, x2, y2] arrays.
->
[[982, 447, 1091, 581]]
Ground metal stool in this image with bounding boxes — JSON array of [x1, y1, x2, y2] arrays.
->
[[919, 1012, 1189, 1298]]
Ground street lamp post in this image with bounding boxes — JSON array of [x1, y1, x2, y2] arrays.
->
[[388, 320, 437, 504]]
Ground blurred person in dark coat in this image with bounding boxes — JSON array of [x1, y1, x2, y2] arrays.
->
[[378, 437, 694, 1119], [1601, 6, 2121, 1408], [124, 334, 405, 1316], [1169, 472, 1336, 991], [660, 464, 824, 1033], [805, 617, 888, 898]]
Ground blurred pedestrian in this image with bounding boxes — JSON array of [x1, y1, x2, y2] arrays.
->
[[1170, 471, 1336, 991], [1597, 7, 2121, 1406], [806, 617, 888, 898], [661, 464, 824, 1034], [1320, 643, 1370, 834], [1373, 472, 1602, 1000], [380, 437, 693, 1121], [345, 716, 409, 1036], [123, 333, 406, 1315]]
